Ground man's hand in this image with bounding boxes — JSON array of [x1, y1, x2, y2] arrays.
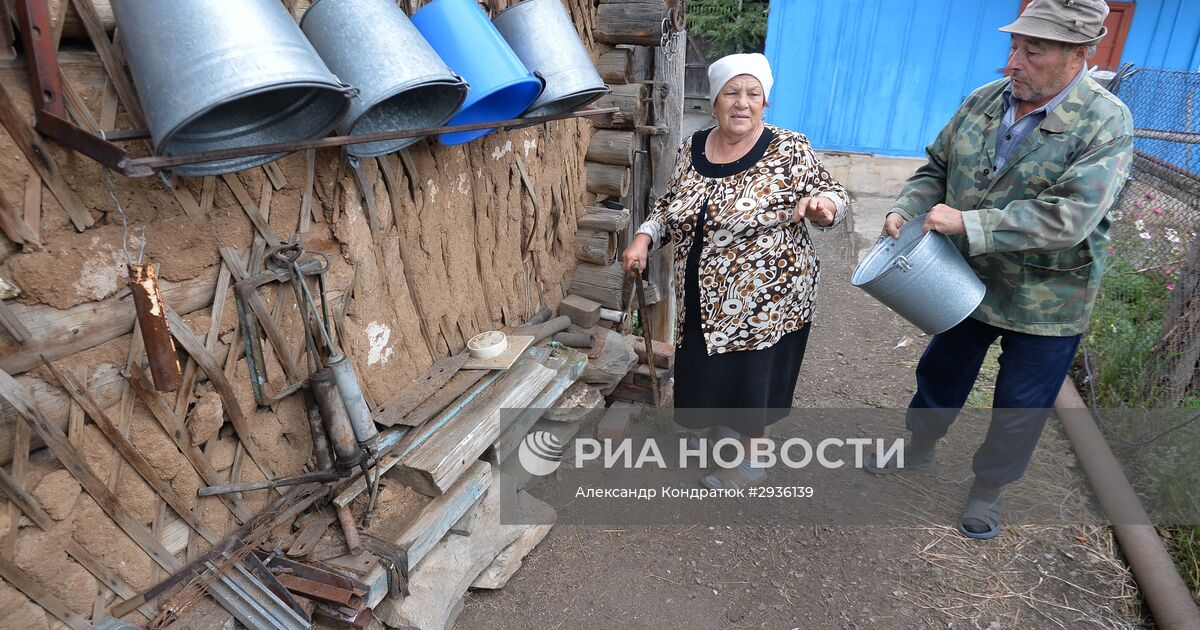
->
[[793, 196, 836, 227], [924, 204, 966, 235], [882, 212, 907, 239]]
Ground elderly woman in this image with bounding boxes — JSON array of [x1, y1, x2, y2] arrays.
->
[[622, 53, 849, 489]]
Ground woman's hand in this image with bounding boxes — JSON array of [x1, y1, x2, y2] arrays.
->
[[793, 196, 836, 227], [622, 233, 653, 276]]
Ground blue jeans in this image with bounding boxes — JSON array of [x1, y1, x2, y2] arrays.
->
[[906, 317, 1081, 487]]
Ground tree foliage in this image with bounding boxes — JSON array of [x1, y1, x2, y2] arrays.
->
[[685, 0, 769, 58]]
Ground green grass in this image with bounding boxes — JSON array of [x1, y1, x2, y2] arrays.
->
[[1082, 258, 1200, 602]]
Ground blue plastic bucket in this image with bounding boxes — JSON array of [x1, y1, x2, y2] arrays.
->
[[412, 0, 544, 145]]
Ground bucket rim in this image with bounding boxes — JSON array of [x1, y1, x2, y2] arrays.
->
[[155, 78, 351, 156], [439, 75, 544, 145], [344, 81, 469, 157], [522, 86, 611, 119], [850, 218, 950, 288], [345, 75, 467, 126]]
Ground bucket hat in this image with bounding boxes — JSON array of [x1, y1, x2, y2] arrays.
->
[[999, 0, 1109, 46]]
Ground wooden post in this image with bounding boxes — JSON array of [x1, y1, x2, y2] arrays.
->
[[578, 206, 631, 233], [647, 29, 686, 344], [567, 262, 628, 310]]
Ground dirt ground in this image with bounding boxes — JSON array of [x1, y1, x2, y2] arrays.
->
[[457, 219, 1146, 629]]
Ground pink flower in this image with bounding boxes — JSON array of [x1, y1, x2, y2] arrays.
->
[[1167, 283, 1176, 291], [1136, 200, 1146, 208], [1153, 206, 1163, 215], [1146, 193, 1158, 201], [1107, 246, 1117, 255]]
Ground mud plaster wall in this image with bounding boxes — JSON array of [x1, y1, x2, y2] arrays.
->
[[0, 0, 600, 625]]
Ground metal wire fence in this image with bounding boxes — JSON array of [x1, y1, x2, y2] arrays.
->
[[1083, 67, 1200, 410]]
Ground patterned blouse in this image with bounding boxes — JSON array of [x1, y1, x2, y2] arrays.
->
[[637, 125, 850, 355]]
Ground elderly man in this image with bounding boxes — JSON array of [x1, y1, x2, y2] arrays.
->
[[865, 0, 1133, 540]]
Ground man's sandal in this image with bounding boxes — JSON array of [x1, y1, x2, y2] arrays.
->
[[958, 495, 1004, 540]]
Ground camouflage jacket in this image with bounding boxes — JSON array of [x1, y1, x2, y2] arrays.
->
[[891, 74, 1133, 336]]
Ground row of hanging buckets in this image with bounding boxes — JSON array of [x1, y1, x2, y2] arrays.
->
[[109, 0, 609, 176]]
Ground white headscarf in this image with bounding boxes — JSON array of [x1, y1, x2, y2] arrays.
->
[[707, 53, 774, 105]]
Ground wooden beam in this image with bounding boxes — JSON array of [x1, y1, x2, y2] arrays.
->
[[590, 83, 645, 129], [164, 305, 279, 480], [0, 83, 93, 231], [72, 0, 145, 124], [648, 32, 686, 345], [595, 0, 669, 45], [0, 270, 218, 374], [0, 367, 182, 573], [567, 261, 627, 310], [598, 47, 634, 84], [393, 460, 491, 571], [221, 174, 281, 247], [0, 187, 39, 246], [578, 206, 630, 233], [392, 358, 557, 496], [3, 415, 29, 559], [0, 555, 89, 630], [45, 362, 222, 545], [65, 539, 157, 621], [586, 129, 636, 166], [0, 465, 54, 530], [372, 353, 468, 428], [585, 162, 630, 198], [128, 368, 253, 523], [22, 170, 41, 248], [574, 228, 617, 265]]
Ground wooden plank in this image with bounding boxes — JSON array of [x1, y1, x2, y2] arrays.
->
[[299, 149, 317, 233], [217, 248, 302, 381], [0, 367, 182, 573], [0, 83, 93, 231], [0, 555, 88, 630], [393, 359, 557, 496], [72, 0, 146, 124], [0, 186, 39, 246], [0, 271, 218, 374], [45, 361, 223, 545], [199, 176, 216, 217], [65, 539, 157, 620], [0, 298, 32, 344], [373, 353, 468, 428], [164, 305, 279, 480], [0, 465, 53, 531], [107, 322, 143, 491], [22, 171, 41, 248], [398, 368, 490, 428], [128, 368, 253, 523], [393, 461, 491, 571], [67, 365, 86, 449], [591, 83, 645, 129], [165, 177, 204, 221], [264, 162, 287, 190], [488, 352, 586, 465], [221, 173, 281, 247], [3, 417, 28, 558]]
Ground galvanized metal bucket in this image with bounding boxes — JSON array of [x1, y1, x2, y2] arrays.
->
[[110, 0, 353, 175], [493, 0, 610, 119], [851, 217, 986, 335], [300, 0, 467, 157], [412, 0, 545, 145]]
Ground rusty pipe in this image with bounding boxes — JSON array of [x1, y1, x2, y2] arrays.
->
[[1055, 379, 1200, 630], [336, 504, 363, 556], [302, 385, 335, 472], [128, 263, 181, 391]]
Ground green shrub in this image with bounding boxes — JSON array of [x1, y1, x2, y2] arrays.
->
[[685, 0, 769, 58]]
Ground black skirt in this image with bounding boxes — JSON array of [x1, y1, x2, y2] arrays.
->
[[672, 204, 811, 438]]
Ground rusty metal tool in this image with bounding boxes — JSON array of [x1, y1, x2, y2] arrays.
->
[[197, 470, 342, 497], [629, 262, 661, 407]]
